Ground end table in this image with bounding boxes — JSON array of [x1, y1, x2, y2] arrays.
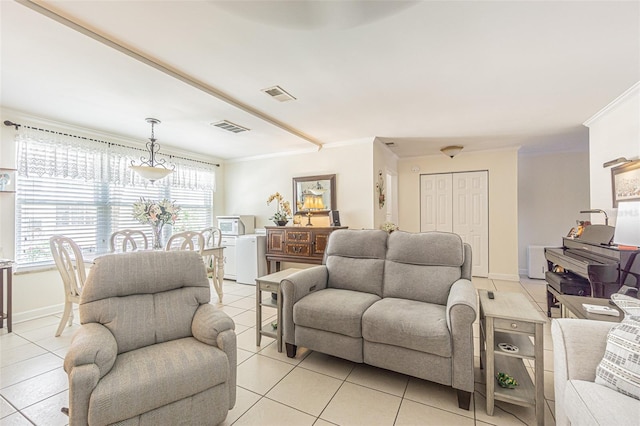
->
[[255, 268, 301, 352], [479, 290, 546, 426]]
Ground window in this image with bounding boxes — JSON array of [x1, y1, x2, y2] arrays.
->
[[15, 127, 216, 267]]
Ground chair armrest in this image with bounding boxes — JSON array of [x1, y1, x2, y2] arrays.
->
[[63, 323, 117, 426], [446, 279, 478, 329], [552, 318, 615, 381], [64, 323, 117, 378], [445, 279, 478, 392], [281, 266, 328, 344], [552, 318, 616, 426], [192, 304, 235, 347]]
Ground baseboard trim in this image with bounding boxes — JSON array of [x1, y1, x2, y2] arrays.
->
[[12, 304, 64, 324], [488, 273, 521, 282]]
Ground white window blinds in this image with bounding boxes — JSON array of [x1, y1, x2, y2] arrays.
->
[[15, 127, 216, 267]]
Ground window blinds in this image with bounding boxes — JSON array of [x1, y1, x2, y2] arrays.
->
[[15, 127, 216, 267]]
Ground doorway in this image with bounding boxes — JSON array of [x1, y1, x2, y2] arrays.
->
[[420, 171, 489, 277]]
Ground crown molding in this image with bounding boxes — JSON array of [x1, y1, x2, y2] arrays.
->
[[584, 81, 640, 127]]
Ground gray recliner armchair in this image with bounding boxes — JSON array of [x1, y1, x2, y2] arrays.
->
[[64, 250, 236, 425], [281, 229, 477, 409]]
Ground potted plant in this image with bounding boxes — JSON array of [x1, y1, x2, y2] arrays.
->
[[267, 192, 292, 226]]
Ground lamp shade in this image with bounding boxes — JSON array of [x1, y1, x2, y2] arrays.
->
[[130, 165, 173, 182]]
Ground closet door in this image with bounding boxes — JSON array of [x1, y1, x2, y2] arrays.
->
[[420, 174, 452, 232], [420, 171, 489, 277], [452, 171, 489, 277]]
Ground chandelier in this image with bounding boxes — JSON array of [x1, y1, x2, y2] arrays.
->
[[130, 118, 175, 182]]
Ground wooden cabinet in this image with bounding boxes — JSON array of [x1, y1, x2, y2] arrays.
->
[[265, 226, 347, 273]]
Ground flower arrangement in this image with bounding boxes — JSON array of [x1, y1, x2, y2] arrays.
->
[[132, 198, 181, 226], [380, 221, 399, 233], [267, 192, 292, 223]]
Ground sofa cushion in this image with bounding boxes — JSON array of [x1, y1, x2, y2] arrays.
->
[[595, 316, 640, 400], [564, 379, 640, 426], [89, 337, 229, 425], [362, 298, 451, 357], [386, 231, 464, 266], [383, 231, 464, 304], [325, 229, 388, 297], [293, 288, 380, 338]]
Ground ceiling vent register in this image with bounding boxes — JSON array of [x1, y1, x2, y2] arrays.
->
[[261, 85, 296, 102], [211, 120, 250, 133]]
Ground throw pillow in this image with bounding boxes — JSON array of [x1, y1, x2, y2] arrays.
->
[[595, 315, 640, 400]]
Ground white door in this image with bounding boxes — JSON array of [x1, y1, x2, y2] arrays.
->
[[420, 171, 489, 277], [420, 174, 453, 232], [452, 172, 489, 277]]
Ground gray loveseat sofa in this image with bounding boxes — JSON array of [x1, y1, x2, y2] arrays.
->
[[281, 229, 477, 409]]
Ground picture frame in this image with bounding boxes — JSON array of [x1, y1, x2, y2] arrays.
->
[[611, 161, 640, 207], [292, 174, 336, 215]]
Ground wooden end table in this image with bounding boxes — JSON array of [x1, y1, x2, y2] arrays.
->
[[255, 268, 301, 352], [479, 290, 546, 426]]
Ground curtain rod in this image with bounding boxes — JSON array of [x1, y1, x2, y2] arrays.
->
[[3, 120, 220, 167]]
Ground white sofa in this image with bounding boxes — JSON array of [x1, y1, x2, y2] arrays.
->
[[551, 318, 640, 426]]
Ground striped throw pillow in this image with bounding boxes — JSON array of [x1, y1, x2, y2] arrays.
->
[[595, 316, 640, 400]]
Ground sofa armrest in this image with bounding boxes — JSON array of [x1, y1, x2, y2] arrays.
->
[[445, 279, 478, 392], [64, 323, 117, 378], [192, 304, 235, 347], [64, 323, 117, 426], [551, 318, 616, 426], [281, 266, 328, 344]]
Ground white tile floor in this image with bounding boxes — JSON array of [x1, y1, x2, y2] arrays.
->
[[1, 276, 557, 425]]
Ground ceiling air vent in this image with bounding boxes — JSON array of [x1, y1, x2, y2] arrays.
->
[[261, 85, 296, 102], [211, 120, 250, 133]]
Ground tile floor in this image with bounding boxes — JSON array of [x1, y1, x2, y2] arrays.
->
[[1, 276, 557, 425]]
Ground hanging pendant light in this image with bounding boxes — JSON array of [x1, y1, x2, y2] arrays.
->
[[130, 118, 174, 182]]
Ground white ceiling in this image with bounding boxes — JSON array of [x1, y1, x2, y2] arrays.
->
[[1, 1, 638, 160]]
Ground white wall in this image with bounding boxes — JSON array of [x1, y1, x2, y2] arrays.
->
[[397, 148, 520, 280], [517, 150, 590, 275], [224, 139, 375, 230], [584, 82, 640, 222]]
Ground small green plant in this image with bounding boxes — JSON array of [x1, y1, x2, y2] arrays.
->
[[496, 372, 518, 388]]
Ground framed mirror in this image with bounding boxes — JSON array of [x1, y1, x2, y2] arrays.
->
[[293, 174, 336, 215]]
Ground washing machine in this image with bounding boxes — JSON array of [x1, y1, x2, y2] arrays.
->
[[236, 234, 267, 285]]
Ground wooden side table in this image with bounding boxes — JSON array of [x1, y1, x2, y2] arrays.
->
[[255, 268, 301, 352], [1, 263, 14, 333], [479, 290, 546, 426]]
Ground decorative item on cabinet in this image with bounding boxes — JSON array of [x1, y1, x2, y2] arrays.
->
[[267, 192, 292, 226]]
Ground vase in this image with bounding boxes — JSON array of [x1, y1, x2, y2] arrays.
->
[[150, 222, 165, 250], [275, 220, 289, 226]]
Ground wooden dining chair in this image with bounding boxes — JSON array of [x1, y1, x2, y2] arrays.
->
[[199, 227, 223, 277], [49, 235, 87, 337], [165, 230, 205, 254], [200, 226, 223, 249], [109, 229, 149, 252]]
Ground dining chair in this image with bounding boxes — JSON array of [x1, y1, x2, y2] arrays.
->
[[165, 230, 205, 253], [49, 235, 87, 337], [109, 229, 149, 252], [200, 226, 223, 249]]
